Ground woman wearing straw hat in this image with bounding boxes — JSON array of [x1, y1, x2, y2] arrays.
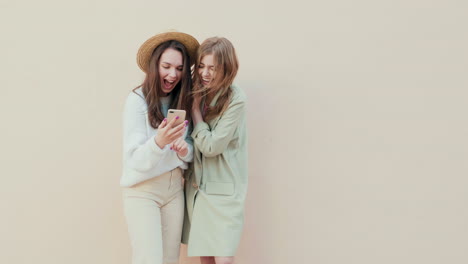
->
[[182, 37, 248, 264], [121, 31, 199, 264]]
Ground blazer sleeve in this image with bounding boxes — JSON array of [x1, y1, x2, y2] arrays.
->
[[123, 92, 168, 173], [192, 97, 245, 158]]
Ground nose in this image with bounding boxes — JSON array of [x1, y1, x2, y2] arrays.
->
[[169, 68, 177, 77], [202, 68, 210, 77]]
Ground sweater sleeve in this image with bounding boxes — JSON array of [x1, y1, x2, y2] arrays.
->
[[122, 92, 169, 174], [192, 97, 245, 158]]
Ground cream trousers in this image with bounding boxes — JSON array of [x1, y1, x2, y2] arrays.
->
[[123, 168, 184, 264]]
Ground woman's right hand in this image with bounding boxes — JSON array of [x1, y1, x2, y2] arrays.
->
[[154, 117, 187, 149], [192, 95, 201, 112], [192, 95, 203, 126]]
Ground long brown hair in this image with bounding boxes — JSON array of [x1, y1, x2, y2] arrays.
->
[[133, 40, 193, 128], [192, 37, 239, 121]]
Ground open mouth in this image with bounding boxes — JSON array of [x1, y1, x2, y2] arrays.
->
[[201, 79, 211, 86], [163, 79, 176, 90]]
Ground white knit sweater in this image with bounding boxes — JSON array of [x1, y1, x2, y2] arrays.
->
[[120, 88, 193, 187]]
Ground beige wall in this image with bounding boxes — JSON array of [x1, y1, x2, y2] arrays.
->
[[1, 0, 467, 263]]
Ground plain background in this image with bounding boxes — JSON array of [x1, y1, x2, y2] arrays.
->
[[1, 0, 467, 263]]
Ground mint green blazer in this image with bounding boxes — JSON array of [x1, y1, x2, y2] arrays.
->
[[182, 85, 248, 256]]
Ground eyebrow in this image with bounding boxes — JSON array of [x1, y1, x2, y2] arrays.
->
[[161, 62, 183, 67], [200, 63, 215, 68]]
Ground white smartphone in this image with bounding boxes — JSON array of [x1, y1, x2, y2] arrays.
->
[[167, 109, 186, 127]]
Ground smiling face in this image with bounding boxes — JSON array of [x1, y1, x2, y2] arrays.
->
[[198, 53, 216, 88], [159, 48, 183, 95]]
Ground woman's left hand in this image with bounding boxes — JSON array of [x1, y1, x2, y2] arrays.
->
[[171, 137, 189, 158]]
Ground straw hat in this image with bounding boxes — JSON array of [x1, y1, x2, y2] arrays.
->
[[137, 31, 200, 73]]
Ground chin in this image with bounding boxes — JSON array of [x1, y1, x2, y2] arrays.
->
[[162, 88, 173, 94]]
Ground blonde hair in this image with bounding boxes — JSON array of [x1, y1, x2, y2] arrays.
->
[[192, 37, 239, 121]]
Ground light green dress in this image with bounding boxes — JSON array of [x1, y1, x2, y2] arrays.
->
[[182, 85, 248, 256]]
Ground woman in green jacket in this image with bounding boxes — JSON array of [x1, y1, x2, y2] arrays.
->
[[182, 37, 248, 264]]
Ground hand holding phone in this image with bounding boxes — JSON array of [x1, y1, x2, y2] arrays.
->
[[154, 109, 187, 149], [167, 109, 186, 127]]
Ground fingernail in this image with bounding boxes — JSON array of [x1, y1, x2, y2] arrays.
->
[[176, 116, 179, 119], [170, 147, 173, 150], [164, 118, 167, 121], [184, 120, 188, 124]]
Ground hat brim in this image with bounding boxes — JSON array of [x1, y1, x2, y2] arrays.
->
[[137, 32, 200, 73]]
